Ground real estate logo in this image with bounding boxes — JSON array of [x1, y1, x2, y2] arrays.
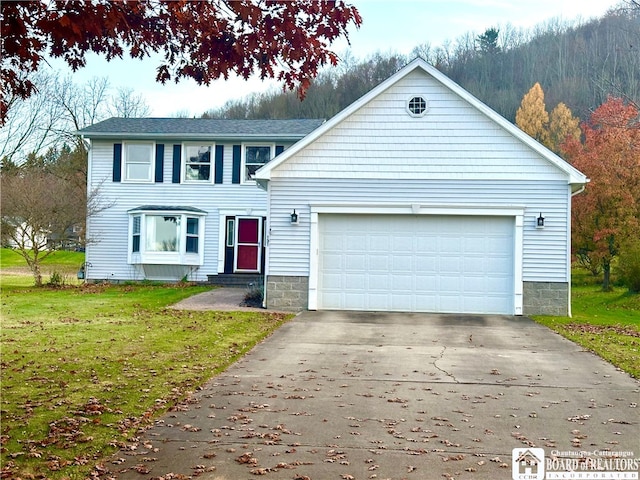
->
[[513, 448, 545, 480]]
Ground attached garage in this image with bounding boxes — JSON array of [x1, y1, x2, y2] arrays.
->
[[256, 59, 588, 316], [317, 214, 515, 314]]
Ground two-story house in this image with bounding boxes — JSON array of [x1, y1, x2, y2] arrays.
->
[[80, 59, 587, 316], [79, 118, 324, 284]]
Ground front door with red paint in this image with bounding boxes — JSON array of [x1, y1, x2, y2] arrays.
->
[[234, 217, 261, 272]]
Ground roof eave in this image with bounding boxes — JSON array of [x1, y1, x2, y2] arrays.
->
[[79, 132, 309, 141]]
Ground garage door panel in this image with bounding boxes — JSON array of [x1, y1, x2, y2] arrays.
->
[[318, 214, 514, 314], [368, 274, 390, 290], [370, 235, 391, 251], [369, 255, 390, 271], [392, 294, 413, 311], [393, 236, 414, 250], [392, 256, 412, 272], [344, 293, 365, 309], [415, 256, 437, 272], [345, 274, 366, 289], [346, 255, 366, 270], [439, 255, 461, 273], [463, 256, 485, 271], [346, 236, 366, 251], [392, 275, 413, 290]]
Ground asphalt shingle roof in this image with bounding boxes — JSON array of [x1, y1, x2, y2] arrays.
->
[[78, 117, 325, 140]]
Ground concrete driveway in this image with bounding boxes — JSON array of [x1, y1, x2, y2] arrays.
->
[[111, 311, 639, 479]]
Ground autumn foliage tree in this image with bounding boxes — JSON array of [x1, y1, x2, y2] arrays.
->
[[563, 97, 640, 290], [516, 82, 582, 155], [548, 102, 581, 155], [516, 83, 550, 146], [0, 0, 361, 126]]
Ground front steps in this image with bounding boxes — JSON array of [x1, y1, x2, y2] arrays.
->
[[206, 274, 263, 288]]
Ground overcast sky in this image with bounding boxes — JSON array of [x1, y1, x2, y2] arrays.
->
[[45, 0, 622, 117]]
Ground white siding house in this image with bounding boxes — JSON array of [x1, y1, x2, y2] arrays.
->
[[80, 118, 324, 284], [255, 59, 587, 316]]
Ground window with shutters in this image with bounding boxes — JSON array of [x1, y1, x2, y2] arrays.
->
[[183, 143, 214, 182], [242, 144, 274, 183], [124, 142, 154, 182]]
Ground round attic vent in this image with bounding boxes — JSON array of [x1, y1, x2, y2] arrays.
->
[[407, 96, 428, 117]]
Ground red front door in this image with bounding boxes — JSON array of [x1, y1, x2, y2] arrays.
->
[[235, 217, 261, 272]]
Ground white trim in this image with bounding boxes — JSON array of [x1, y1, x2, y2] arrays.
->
[[122, 140, 155, 183], [126, 209, 206, 266], [181, 142, 215, 184], [241, 143, 275, 184], [234, 216, 263, 273], [255, 58, 587, 188], [307, 204, 524, 315], [566, 187, 573, 317], [514, 214, 524, 315], [262, 182, 271, 308], [217, 209, 267, 273], [406, 95, 429, 117], [308, 211, 320, 310], [310, 203, 526, 216]]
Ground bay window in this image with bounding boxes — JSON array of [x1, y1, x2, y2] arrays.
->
[[128, 207, 205, 265]]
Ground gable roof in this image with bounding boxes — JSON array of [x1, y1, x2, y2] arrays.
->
[[255, 58, 587, 191], [79, 117, 325, 141]]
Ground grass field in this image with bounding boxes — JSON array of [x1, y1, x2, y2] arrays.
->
[[1, 248, 86, 285], [532, 269, 640, 378], [1, 251, 638, 478], [0, 250, 292, 479]]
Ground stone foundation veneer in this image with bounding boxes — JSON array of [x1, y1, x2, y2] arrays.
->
[[266, 275, 309, 311], [523, 281, 569, 316], [266, 277, 569, 316]]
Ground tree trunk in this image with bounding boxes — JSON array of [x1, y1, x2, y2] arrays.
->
[[602, 260, 612, 292], [32, 262, 43, 287]]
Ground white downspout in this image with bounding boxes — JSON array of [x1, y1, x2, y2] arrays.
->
[[567, 182, 588, 317], [261, 180, 270, 309]]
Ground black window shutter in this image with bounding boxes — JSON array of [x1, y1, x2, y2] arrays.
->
[[214, 145, 224, 184], [172, 145, 181, 183], [155, 144, 164, 183], [232, 145, 241, 184], [112, 143, 122, 182], [275, 145, 284, 156]]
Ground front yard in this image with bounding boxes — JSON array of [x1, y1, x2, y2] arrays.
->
[[532, 271, 640, 378], [1, 251, 638, 478], [0, 258, 292, 479]]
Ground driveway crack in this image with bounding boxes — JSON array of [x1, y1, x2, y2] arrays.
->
[[433, 346, 459, 383]]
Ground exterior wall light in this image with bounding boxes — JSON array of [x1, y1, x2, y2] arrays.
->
[[290, 209, 299, 225], [536, 213, 545, 228]]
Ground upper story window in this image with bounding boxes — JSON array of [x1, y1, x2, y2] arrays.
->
[[183, 144, 213, 182], [243, 144, 274, 182], [124, 142, 154, 182]]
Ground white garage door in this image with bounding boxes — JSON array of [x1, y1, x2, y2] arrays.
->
[[318, 214, 514, 314]]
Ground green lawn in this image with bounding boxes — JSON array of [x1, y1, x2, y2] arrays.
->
[[1, 272, 292, 479], [1, 247, 86, 285], [532, 270, 640, 378], [1, 259, 638, 478]]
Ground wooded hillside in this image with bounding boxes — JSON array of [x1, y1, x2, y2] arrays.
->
[[204, 5, 639, 124]]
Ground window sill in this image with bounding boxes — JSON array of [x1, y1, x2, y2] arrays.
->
[[130, 252, 202, 266]]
